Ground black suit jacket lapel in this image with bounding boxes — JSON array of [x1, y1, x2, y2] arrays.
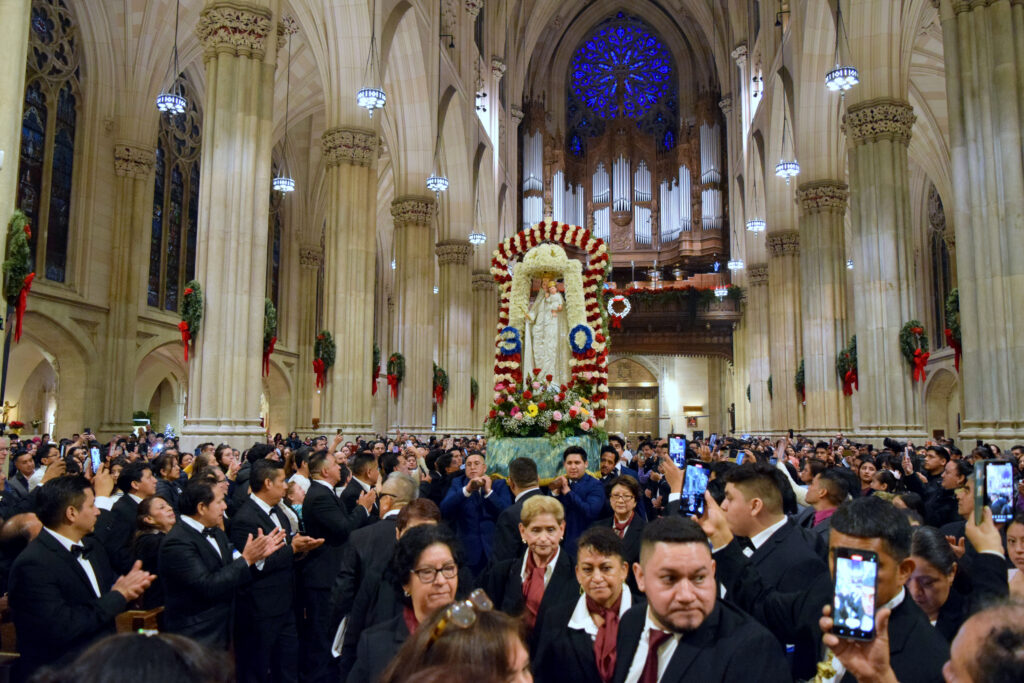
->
[[40, 531, 97, 596], [183, 522, 228, 568], [612, 606, 645, 683]]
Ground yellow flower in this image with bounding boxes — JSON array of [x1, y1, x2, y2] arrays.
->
[[581, 408, 590, 417], [581, 397, 591, 404], [527, 403, 539, 417]]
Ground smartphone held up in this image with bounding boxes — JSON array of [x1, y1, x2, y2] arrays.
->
[[831, 547, 879, 641]]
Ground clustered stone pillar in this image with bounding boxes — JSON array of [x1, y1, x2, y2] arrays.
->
[[320, 127, 378, 437], [845, 98, 926, 440], [293, 243, 322, 431], [0, 0, 30, 262], [101, 143, 156, 434], [471, 270, 497, 425], [797, 181, 850, 436], [181, 0, 279, 450], [435, 240, 473, 434], [766, 231, 802, 432], [747, 264, 771, 432], [391, 197, 436, 434], [937, 0, 1024, 444]]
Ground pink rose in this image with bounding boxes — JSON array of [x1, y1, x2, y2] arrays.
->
[[552, 411, 563, 421], [583, 372, 594, 381], [532, 381, 541, 390], [580, 421, 591, 431], [510, 406, 520, 416], [495, 383, 506, 391], [514, 412, 525, 420]]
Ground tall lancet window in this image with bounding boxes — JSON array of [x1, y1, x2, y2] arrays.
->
[[268, 182, 283, 312], [17, 0, 82, 283], [149, 74, 202, 311]]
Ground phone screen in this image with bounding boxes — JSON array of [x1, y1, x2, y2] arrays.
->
[[708, 433, 717, 449], [668, 435, 687, 467], [832, 548, 878, 641], [983, 461, 1015, 524], [736, 451, 746, 465], [90, 447, 101, 472], [682, 464, 709, 517]]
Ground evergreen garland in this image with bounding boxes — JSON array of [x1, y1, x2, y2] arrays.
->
[[945, 289, 960, 344], [837, 335, 858, 377], [470, 377, 479, 404], [314, 330, 336, 369], [373, 343, 381, 373], [795, 359, 805, 396], [181, 281, 203, 336], [263, 298, 277, 350], [3, 210, 31, 307], [387, 352, 405, 383]]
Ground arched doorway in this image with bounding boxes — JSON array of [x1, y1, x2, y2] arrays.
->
[[134, 344, 187, 435], [607, 358, 659, 439], [925, 369, 960, 440], [261, 360, 292, 439], [3, 341, 58, 435]]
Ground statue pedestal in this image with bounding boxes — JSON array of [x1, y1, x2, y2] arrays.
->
[[488, 435, 603, 479]]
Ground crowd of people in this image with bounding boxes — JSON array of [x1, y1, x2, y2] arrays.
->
[[0, 427, 1022, 682]]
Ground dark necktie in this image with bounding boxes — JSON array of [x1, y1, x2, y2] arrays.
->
[[640, 629, 671, 683], [269, 506, 291, 540]]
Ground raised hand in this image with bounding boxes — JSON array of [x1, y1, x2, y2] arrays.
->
[[291, 534, 325, 554], [658, 452, 683, 493], [112, 560, 156, 601], [694, 491, 733, 549], [965, 506, 1004, 556], [820, 605, 898, 683], [92, 463, 115, 498], [356, 488, 377, 513]]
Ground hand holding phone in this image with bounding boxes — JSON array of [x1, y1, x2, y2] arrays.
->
[[830, 548, 879, 641], [820, 604, 896, 683]]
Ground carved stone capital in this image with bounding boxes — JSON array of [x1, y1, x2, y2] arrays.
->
[[748, 264, 769, 286], [465, 0, 484, 18], [731, 43, 748, 67], [321, 127, 378, 167], [718, 96, 732, 116], [491, 57, 507, 79], [435, 240, 472, 266], [796, 180, 849, 213], [766, 231, 800, 257], [510, 105, 525, 124], [196, 2, 274, 60], [299, 244, 323, 270], [472, 270, 496, 291], [113, 142, 156, 179], [277, 15, 298, 51], [944, 232, 956, 251], [844, 98, 916, 146], [391, 196, 436, 227]]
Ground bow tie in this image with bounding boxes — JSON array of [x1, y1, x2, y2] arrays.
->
[[202, 527, 218, 538], [70, 544, 90, 559], [738, 537, 756, 553]]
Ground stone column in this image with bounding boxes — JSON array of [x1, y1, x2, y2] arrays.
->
[[180, 0, 279, 450], [435, 240, 473, 434], [471, 270, 497, 426], [0, 0, 30, 260], [292, 243, 321, 431], [747, 264, 771, 432], [936, 0, 1024, 444], [766, 231, 802, 433], [391, 197, 436, 435], [797, 181, 850, 435], [101, 143, 156, 435], [844, 98, 926, 440], [320, 127, 378, 437]]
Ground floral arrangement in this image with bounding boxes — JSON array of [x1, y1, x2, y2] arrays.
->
[[372, 343, 381, 395], [178, 281, 203, 363], [487, 221, 611, 440], [470, 377, 479, 410], [795, 359, 805, 404], [387, 352, 405, 399], [3, 210, 35, 342], [262, 298, 277, 377], [8, 420, 24, 431], [944, 289, 961, 372], [607, 295, 631, 328], [899, 321, 929, 383], [313, 330, 335, 388], [433, 363, 449, 407], [30, 419, 41, 430], [837, 335, 858, 395]]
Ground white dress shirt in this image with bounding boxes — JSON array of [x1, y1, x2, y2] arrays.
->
[[744, 516, 789, 557], [567, 588, 633, 639], [623, 607, 683, 683], [181, 514, 226, 560], [45, 527, 101, 598], [250, 493, 283, 529], [514, 487, 540, 503], [520, 547, 561, 588]]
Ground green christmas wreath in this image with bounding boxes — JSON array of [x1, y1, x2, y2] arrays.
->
[[944, 289, 960, 345], [177, 281, 203, 362], [470, 377, 479, 409], [314, 331, 336, 369], [795, 359, 805, 402], [899, 320, 929, 364], [386, 352, 405, 399], [433, 363, 449, 406], [263, 299, 277, 350], [3, 210, 31, 307], [767, 375, 773, 400]]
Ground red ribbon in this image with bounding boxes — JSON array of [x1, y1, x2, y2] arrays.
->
[[313, 358, 325, 387], [611, 315, 622, 329], [262, 336, 276, 376], [843, 369, 858, 395], [387, 373, 398, 399], [434, 385, 445, 407], [14, 272, 35, 342], [944, 329, 961, 373], [372, 365, 380, 395], [470, 394, 476, 410], [177, 320, 191, 362], [912, 348, 930, 383]]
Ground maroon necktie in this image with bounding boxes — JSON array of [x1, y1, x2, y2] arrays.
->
[[521, 552, 549, 630], [613, 512, 634, 539], [402, 605, 419, 636], [640, 628, 671, 683], [586, 595, 622, 683]]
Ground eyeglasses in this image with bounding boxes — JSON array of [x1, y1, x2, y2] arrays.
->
[[610, 493, 635, 501], [411, 562, 458, 583], [429, 588, 494, 644]]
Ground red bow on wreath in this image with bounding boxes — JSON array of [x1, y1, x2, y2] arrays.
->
[[372, 365, 381, 395], [944, 329, 962, 373], [470, 394, 475, 410], [434, 385, 445, 407], [912, 348, 930, 383], [313, 358, 326, 388], [387, 373, 399, 399], [611, 315, 623, 329], [262, 336, 276, 377], [14, 272, 35, 343], [177, 320, 191, 362], [843, 369, 859, 395]]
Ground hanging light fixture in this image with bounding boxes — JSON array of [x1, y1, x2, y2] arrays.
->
[[846, 258, 854, 270], [357, 0, 387, 116], [746, 173, 766, 233], [273, 20, 297, 193], [825, 0, 859, 93], [427, 13, 449, 199], [714, 286, 729, 299], [727, 258, 745, 271], [775, 41, 800, 184], [156, 0, 187, 114]]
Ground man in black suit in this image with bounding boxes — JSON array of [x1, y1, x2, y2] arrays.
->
[[229, 458, 323, 683], [94, 461, 157, 573], [8, 476, 153, 682], [491, 457, 544, 565], [700, 493, 950, 683], [611, 516, 790, 683], [160, 479, 285, 650], [340, 451, 380, 518], [300, 450, 376, 682]]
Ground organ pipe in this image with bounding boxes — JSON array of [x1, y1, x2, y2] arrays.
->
[[552, 170, 565, 222], [593, 163, 610, 204], [699, 122, 721, 184], [679, 165, 692, 230], [594, 207, 610, 240], [701, 188, 722, 230], [613, 155, 631, 211], [522, 131, 543, 192], [634, 206, 652, 245]]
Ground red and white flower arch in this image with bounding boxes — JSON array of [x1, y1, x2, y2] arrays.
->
[[489, 220, 611, 428]]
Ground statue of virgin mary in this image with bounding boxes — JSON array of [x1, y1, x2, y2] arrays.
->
[[522, 278, 571, 387]]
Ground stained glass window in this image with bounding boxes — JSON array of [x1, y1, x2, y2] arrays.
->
[[149, 143, 165, 307], [16, 0, 80, 283]]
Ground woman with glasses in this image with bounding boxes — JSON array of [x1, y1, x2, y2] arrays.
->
[[347, 525, 464, 683], [592, 475, 644, 592]]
